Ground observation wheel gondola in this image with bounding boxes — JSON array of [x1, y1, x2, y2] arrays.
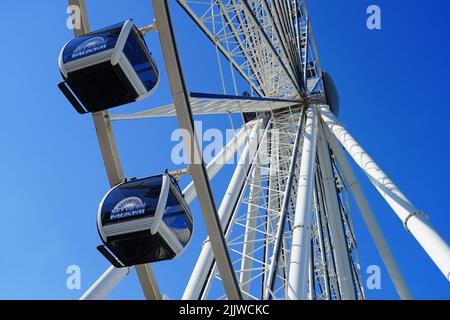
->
[[97, 174, 193, 268], [58, 19, 159, 114]]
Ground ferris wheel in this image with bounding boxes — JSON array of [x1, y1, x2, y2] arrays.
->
[[61, 0, 450, 300]]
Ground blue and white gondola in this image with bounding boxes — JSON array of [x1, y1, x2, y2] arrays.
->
[[58, 19, 159, 114], [97, 174, 193, 267]]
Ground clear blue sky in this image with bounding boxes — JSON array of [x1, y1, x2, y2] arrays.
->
[[0, 0, 448, 300]]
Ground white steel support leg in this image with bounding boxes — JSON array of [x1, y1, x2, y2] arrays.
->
[[80, 266, 131, 300], [200, 123, 271, 300], [135, 264, 162, 300], [262, 128, 280, 295], [183, 124, 253, 204], [320, 106, 450, 282], [316, 119, 355, 300], [287, 107, 319, 300], [69, 0, 161, 300], [322, 122, 412, 300], [182, 121, 263, 300], [239, 165, 262, 296]]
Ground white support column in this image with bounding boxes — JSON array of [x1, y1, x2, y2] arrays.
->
[[316, 116, 355, 300], [135, 264, 162, 300], [322, 122, 412, 300], [308, 242, 315, 300], [265, 112, 305, 299], [239, 165, 262, 296], [287, 108, 319, 300], [182, 121, 263, 300], [320, 106, 450, 282], [80, 266, 130, 300], [154, 0, 243, 300]]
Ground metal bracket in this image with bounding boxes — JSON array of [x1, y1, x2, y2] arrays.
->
[[139, 19, 157, 36], [168, 168, 190, 181], [404, 211, 429, 233]]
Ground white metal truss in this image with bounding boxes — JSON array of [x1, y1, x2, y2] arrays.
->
[[185, 106, 369, 300], [110, 93, 301, 120], [177, 0, 306, 99], [192, 108, 304, 300]]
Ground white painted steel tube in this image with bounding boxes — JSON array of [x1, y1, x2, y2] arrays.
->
[[320, 106, 450, 282], [322, 122, 413, 299], [70, 0, 160, 300], [154, 0, 242, 299], [287, 108, 319, 300], [80, 125, 251, 300], [316, 119, 355, 299]]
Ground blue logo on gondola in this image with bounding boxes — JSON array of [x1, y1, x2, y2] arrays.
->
[[110, 197, 146, 221], [72, 36, 107, 59]]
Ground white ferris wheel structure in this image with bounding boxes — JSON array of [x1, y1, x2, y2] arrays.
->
[[67, 0, 450, 300]]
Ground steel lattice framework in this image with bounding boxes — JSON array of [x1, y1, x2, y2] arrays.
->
[[70, 0, 450, 300]]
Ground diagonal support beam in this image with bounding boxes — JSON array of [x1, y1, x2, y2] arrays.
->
[[153, 0, 242, 300], [216, 0, 267, 94], [261, 0, 301, 87], [320, 106, 450, 282], [81, 123, 250, 300], [80, 266, 131, 300], [286, 107, 319, 300], [182, 120, 264, 300], [239, 164, 262, 296]]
